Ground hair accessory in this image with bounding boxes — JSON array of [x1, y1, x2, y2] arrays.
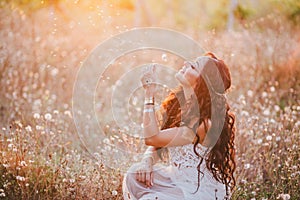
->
[[204, 74, 225, 96]]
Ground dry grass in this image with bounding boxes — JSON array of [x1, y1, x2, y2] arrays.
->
[[0, 2, 299, 200]]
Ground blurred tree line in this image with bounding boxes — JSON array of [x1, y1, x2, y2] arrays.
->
[[0, 0, 299, 29]]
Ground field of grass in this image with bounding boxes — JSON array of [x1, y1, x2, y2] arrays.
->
[[0, 1, 299, 199]]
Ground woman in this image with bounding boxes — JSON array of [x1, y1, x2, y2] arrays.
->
[[122, 53, 236, 200]]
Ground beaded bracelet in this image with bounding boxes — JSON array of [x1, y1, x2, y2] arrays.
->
[[144, 97, 154, 105], [143, 108, 154, 113]]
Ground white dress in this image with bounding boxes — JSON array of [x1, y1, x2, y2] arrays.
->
[[122, 143, 227, 200]]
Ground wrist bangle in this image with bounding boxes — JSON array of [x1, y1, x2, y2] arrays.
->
[[144, 108, 154, 113], [144, 97, 154, 105]]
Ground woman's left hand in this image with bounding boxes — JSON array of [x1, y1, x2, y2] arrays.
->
[[141, 64, 157, 96], [135, 157, 154, 187]]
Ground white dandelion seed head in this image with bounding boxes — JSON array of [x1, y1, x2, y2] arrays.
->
[[25, 125, 32, 132], [266, 135, 272, 141], [111, 190, 118, 196], [44, 113, 52, 121], [33, 113, 40, 119]]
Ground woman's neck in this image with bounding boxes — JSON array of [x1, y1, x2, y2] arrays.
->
[[182, 85, 195, 101]]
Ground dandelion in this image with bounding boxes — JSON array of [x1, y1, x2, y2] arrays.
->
[[20, 161, 27, 167], [25, 125, 32, 132], [36, 125, 44, 130], [263, 109, 270, 116], [103, 138, 110, 144], [2, 164, 9, 168], [266, 135, 272, 141], [112, 190, 118, 196], [262, 92, 268, 98], [64, 110, 72, 118], [277, 194, 290, 200], [44, 113, 52, 121], [16, 176, 25, 181], [69, 179, 75, 183], [247, 90, 253, 97], [33, 113, 40, 119], [270, 86, 275, 92], [244, 163, 251, 169], [51, 68, 59, 76], [274, 105, 280, 112], [257, 139, 263, 144]]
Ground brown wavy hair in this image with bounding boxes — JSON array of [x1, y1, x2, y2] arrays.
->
[[159, 52, 236, 197]]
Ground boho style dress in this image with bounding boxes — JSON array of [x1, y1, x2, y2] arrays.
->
[[122, 143, 227, 200]]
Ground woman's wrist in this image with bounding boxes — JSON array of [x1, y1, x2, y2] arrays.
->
[[144, 88, 155, 97]]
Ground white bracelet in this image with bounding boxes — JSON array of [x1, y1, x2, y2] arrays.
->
[[144, 108, 154, 113]]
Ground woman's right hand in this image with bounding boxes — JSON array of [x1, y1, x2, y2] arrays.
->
[[135, 157, 154, 188]]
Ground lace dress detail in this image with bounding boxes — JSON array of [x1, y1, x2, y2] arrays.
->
[[168, 143, 209, 169]]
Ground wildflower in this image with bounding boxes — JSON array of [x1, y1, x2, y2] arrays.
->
[[16, 176, 25, 181], [44, 113, 52, 121], [2, 164, 9, 168], [270, 86, 275, 92], [36, 125, 44, 130], [25, 125, 32, 132], [274, 105, 280, 112], [262, 92, 268, 98], [33, 113, 41, 119], [64, 110, 72, 118], [247, 90, 253, 97], [266, 135, 272, 141], [20, 161, 27, 167], [277, 193, 290, 200], [244, 164, 251, 169], [103, 138, 110, 144], [257, 139, 263, 144], [263, 109, 270, 116]]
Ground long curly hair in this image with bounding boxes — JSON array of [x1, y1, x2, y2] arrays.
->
[[159, 52, 236, 196]]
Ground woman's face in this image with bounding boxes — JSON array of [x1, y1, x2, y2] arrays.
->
[[175, 57, 207, 87]]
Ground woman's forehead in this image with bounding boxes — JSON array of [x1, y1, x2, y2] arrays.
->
[[195, 56, 210, 70]]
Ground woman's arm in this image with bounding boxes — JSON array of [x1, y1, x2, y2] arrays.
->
[[143, 92, 199, 147], [142, 146, 159, 164], [141, 65, 201, 148]]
